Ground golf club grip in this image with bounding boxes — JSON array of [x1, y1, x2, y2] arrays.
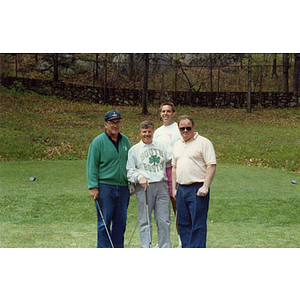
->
[[145, 189, 148, 204]]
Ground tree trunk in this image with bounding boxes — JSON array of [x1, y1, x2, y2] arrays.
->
[[129, 53, 134, 80], [104, 53, 108, 103], [247, 54, 252, 113], [283, 53, 289, 92], [174, 66, 177, 92], [142, 53, 149, 115], [53, 53, 59, 81], [259, 53, 266, 105], [292, 53, 300, 92], [15, 54, 18, 78], [95, 53, 99, 81], [260, 65, 263, 105], [217, 67, 220, 93], [209, 54, 213, 92], [271, 53, 277, 78]]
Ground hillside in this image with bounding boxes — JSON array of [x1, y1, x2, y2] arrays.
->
[[1, 87, 299, 173]]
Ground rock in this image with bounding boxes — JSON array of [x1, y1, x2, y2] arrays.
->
[[112, 53, 174, 75]]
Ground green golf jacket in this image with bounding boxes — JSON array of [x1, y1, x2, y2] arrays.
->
[[87, 132, 131, 189]]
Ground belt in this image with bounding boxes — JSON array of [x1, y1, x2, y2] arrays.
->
[[179, 182, 203, 186]]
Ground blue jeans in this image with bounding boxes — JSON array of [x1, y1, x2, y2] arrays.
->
[[95, 184, 130, 248], [176, 183, 209, 248]]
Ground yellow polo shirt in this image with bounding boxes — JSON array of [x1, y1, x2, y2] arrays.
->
[[172, 133, 217, 185]]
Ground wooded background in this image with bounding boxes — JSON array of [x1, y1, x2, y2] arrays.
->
[[1, 53, 299, 113]]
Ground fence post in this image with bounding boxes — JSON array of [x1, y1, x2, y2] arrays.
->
[[174, 65, 177, 92], [104, 53, 107, 103], [247, 54, 252, 113], [260, 65, 263, 105], [15, 54, 18, 78]]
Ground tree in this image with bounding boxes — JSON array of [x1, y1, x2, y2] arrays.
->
[[247, 53, 252, 113], [209, 54, 213, 92], [283, 53, 289, 92], [173, 54, 194, 91], [259, 54, 266, 105], [36, 54, 73, 81], [141, 53, 149, 114], [271, 53, 278, 78], [104, 53, 108, 103], [129, 53, 134, 80], [128, 53, 136, 89], [292, 53, 300, 92], [15, 53, 18, 77], [53, 53, 59, 81], [95, 53, 99, 82]]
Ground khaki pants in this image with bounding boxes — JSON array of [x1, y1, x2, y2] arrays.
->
[[135, 181, 170, 248]]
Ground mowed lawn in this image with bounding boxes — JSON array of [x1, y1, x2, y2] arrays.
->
[[1, 88, 300, 248], [1, 160, 299, 248]]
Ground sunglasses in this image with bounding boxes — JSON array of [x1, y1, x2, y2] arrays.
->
[[179, 127, 192, 131]]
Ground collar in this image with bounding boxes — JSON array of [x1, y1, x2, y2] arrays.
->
[[140, 139, 155, 147], [163, 122, 177, 128], [179, 132, 198, 143], [105, 130, 122, 142]]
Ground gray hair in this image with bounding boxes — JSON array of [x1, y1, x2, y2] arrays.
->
[[138, 121, 155, 132], [177, 115, 195, 127]]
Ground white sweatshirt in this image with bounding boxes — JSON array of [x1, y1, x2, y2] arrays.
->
[[126, 139, 173, 184], [153, 122, 181, 168]]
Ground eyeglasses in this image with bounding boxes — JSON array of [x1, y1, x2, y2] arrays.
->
[[108, 121, 121, 126], [179, 127, 192, 131]]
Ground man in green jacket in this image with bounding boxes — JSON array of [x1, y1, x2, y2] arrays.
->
[[87, 110, 131, 248]]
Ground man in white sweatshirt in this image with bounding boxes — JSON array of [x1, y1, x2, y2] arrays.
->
[[153, 102, 182, 247], [126, 121, 172, 248]]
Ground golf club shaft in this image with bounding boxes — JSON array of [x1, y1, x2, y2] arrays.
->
[[172, 210, 177, 248], [145, 189, 152, 248], [95, 199, 114, 248], [127, 220, 139, 248]]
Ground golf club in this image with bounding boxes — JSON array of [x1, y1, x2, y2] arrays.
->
[[95, 199, 114, 248], [145, 189, 152, 248], [127, 220, 139, 248], [172, 211, 178, 248]]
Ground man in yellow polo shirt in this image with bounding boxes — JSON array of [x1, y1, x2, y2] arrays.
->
[[172, 115, 217, 248]]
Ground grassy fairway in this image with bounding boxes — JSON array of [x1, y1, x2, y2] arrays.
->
[[1, 88, 299, 248], [1, 161, 299, 248], [208, 164, 300, 248], [0, 161, 95, 247]]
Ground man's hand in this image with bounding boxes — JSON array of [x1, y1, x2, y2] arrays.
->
[[196, 164, 216, 197], [171, 165, 177, 200], [89, 188, 99, 200], [173, 188, 177, 199], [139, 177, 149, 191], [196, 185, 209, 197]]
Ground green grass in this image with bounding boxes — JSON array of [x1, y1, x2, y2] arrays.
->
[[1, 87, 300, 248], [0, 161, 94, 247], [1, 161, 299, 248], [207, 164, 300, 247], [1, 87, 299, 173]]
